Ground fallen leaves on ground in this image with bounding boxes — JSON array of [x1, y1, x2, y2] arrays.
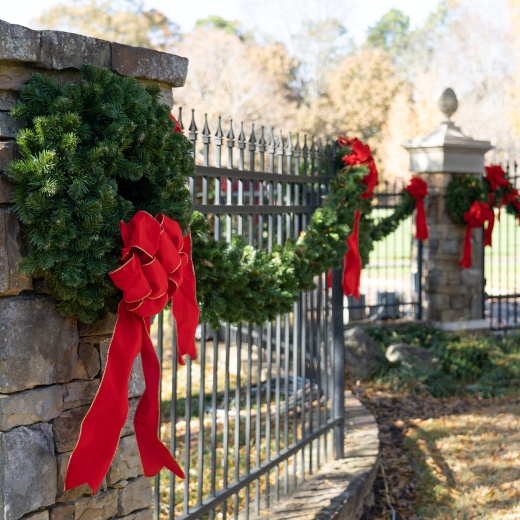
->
[[354, 385, 520, 519]]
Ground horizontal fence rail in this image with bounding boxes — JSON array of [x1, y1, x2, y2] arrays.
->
[[152, 109, 344, 520]]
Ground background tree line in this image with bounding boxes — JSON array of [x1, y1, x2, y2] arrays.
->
[[36, 0, 520, 180]]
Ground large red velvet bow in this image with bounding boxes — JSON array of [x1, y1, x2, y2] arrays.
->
[[406, 177, 429, 241], [460, 201, 494, 268], [339, 136, 379, 199], [65, 211, 199, 493]]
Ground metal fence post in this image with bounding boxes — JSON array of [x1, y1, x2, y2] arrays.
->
[[331, 267, 345, 459], [416, 239, 423, 321]]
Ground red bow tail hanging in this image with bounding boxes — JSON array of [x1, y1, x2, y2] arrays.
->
[[406, 177, 429, 240], [342, 210, 362, 300], [460, 201, 491, 268], [65, 211, 198, 493], [172, 231, 199, 364], [484, 209, 495, 247]]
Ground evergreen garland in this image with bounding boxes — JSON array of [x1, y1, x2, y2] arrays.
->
[[8, 66, 418, 326]]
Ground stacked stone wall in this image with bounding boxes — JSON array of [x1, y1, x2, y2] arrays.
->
[[0, 19, 188, 519]]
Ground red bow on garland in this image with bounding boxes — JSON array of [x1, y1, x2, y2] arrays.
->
[[406, 177, 429, 241], [328, 136, 379, 299], [460, 201, 494, 268], [65, 211, 199, 493]]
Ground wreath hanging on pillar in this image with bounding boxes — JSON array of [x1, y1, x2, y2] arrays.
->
[[7, 65, 194, 323], [445, 168, 520, 267]]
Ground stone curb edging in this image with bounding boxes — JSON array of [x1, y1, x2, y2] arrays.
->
[[257, 392, 380, 520]]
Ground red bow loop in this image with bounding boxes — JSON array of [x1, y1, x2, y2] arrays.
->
[[339, 135, 379, 200], [406, 177, 429, 240], [65, 210, 200, 494]]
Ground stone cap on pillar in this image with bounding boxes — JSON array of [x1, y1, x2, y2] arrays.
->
[[403, 88, 492, 174]]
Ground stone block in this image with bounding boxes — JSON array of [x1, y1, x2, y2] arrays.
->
[[461, 268, 481, 287], [62, 379, 100, 411], [21, 512, 49, 520], [424, 270, 446, 292], [52, 405, 88, 453], [99, 339, 145, 398], [75, 342, 101, 380], [118, 477, 153, 516], [39, 30, 111, 70], [0, 297, 78, 393], [0, 90, 19, 111], [74, 489, 119, 520], [0, 64, 39, 91], [0, 21, 40, 62], [50, 504, 75, 520], [0, 424, 57, 520], [428, 293, 449, 310], [440, 308, 468, 322], [428, 238, 439, 254], [0, 385, 63, 431], [116, 509, 153, 520], [0, 141, 18, 172], [0, 111, 24, 138], [112, 42, 188, 87], [122, 398, 140, 437], [78, 313, 116, 337], [106, 435, 142, 485], [0, 173, 14, 203], [0, 207, 33, 295], [449, 294, 469, 310], [56, 451, 92, 503], [440, 238, 462, 255]]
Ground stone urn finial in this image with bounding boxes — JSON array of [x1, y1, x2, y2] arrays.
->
[[438, 88, 458, 122]]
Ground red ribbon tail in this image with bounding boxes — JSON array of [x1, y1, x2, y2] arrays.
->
[[65, 303, 142, 493], [327, 269, 332, 289], [342, 210, 361, 300], [415, 198, 428, 240], [460, 224, 473, 268], [135, 321, 185, 479], [172, 231, 200, 365], [484, 210, 494, 247]]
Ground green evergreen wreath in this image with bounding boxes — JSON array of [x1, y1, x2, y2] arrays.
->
[[7, 65, 194, 323], [446, 174, 486, 225]]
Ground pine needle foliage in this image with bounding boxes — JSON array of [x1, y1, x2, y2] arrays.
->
[[446, 174, 486, 224], [7, 65, 194, 323], [7, 66, 416, 326]]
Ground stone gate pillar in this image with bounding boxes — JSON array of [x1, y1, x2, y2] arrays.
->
[[0, 20, 188, 520], [403, 88, 492, 326]]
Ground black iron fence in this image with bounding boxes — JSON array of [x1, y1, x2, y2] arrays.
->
[[485, 160, 520, 331], [152, 111, 345, 519]]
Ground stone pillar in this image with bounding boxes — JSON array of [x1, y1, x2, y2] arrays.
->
[[0, 20, 188, 520], [403, 88, 492, 326]]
